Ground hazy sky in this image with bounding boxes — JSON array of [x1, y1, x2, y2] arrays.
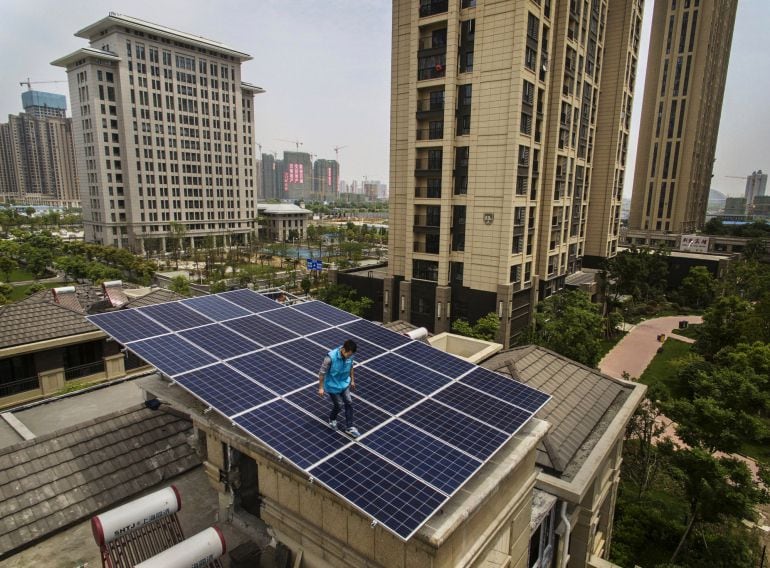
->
[[1, 0, 767, 195]]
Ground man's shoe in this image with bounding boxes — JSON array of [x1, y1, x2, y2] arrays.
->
[[345, 426, 360, 438], [328, 420, 338, 430]]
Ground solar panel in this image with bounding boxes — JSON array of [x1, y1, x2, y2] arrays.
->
[[258, 307, 329, 334], [269, 338, 330, 372], [360, 420, 481, 494], [339, 319, 411, 350], [308, 444, 446, 541], [351, 367, 424, 415], [218, 289, 282, 313], [393, 340, 476, 378], [128, 334, 218, 376], [291, 300, 360, 325], [432, 383, 531, 434], [85, 290, 552, 543], [87, 309, 168, 343], [306, 328, 386, 363], [460, 367, 551, 413], [178, 324, 260, 360], [229, 350, 316, 395], [222, 314, 298, 346], [362, 353, 451, 395], [400, 399, 510, 461], [235, 400, 349, 468], [285, 385, 391, 435], [176, 363, 276, 417], [181, 295, 252, 321], [138, 302, 214, 331]]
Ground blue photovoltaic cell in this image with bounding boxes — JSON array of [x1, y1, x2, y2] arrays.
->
[[138, 302, 214, 331], [352, 367, 423, 415], [461, 367, 551, 413], [222, 315, 298, 346], [285, 385, 391, 434], [401, 399, 510, 461], [87, 310, 168, 344], [178, 324, 260, 360], [306, 328, 386, 363], [176, 363, 276, 417], [258, 307, 329, 334], [432, 383, 532, 434], [218, 289, 282, 313], [310, 444, 446, 540], [269, 338, 330, 372], [229, 350, 315, 395], [291, 301, 360, 325], [235, 400, 349, 468], [128, 334, 217, 376], [362, 353, 451, 395], [393, 340, 476, 378], [361, 420, 481, 494], [181, 295, 251, 321], [339, 319, 411, 351]]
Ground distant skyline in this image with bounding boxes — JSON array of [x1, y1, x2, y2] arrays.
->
[[1, 0, 767, 197]]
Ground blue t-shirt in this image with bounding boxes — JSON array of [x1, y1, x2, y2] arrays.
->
[[323, 347, 354, 394]]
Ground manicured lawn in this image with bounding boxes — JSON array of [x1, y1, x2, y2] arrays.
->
[[7, 268, 36, 282], [670, 323, 701, 340], [638, 339, 694, 399], [597, 332, 627, 361], [8, 282, 61, 302]]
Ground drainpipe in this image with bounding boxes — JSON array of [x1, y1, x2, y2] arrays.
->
[[560, 501, 572, 568]]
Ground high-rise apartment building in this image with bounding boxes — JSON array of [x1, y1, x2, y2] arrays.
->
[[0, 91, 79, 205], [312, 159, 339, 201], [629, 0, 738, 234], [745, 169, 767, 214], [52, 13, 264, 251], [386, 0, 642, 345]]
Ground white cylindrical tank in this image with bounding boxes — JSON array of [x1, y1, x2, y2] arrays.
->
[[406, 327, 428, 340], [135, 527, 226, 568], [91, 486, 181, 546]]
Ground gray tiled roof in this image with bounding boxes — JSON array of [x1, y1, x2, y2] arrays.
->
[[481, 345, 633, 476], [0, 301, 99, 350], [0, 404, 199, 558], [125, 289, 184, 308]]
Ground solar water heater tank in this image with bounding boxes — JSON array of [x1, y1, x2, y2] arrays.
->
[[134, 526, 227, 568], [91, 486, 182, 546]]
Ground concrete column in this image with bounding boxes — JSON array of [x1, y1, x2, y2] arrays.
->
[[398, 280, 412, 323], [103, 353, 126, 379], [496, 283, 515, 347], [567, 507, 594, 568], [38, 368, 65, 395], [434, 285, 451, 334], [382, 277, 396, 323]]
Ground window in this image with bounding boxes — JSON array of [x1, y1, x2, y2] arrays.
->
[[413, 259, 439, 281], [523, 80, 535, 105], [527, 13, 539, 41], [525, 47, 537, 71], [518, 145, 530, 166]]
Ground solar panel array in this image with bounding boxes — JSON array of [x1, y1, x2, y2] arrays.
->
[[87, 290, 550, 540]]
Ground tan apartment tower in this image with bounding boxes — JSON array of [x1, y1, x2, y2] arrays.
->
[[386, 0, 642, 346], [0, 92, 79, 206], [52, 13, 264, 252], [584, 0, 644, 263], [629, 0, 738, 234]]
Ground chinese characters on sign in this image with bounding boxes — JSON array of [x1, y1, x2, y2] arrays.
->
[[679, 235, 710, 253]]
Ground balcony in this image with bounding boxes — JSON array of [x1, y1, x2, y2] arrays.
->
[[418, 65, 446, 81], [414, 215, 441, 229], [413, 241, 440, 254], [419, 0, 448, 17], [416, 125, 444, 140], [416, 98, 445, 116], [415, 158, 442, 176], [419, 36, 447, 52], [64, 360, 106, 381], [415, 185, 442, 199]]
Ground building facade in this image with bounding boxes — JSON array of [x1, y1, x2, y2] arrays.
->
[[0, 92, 79, 206], [745, 169, 768, 214], [312, 158, 339, 201], [386, 0, 642, 346], [52, 13, 264, 252], [629, 0, 738, 234]]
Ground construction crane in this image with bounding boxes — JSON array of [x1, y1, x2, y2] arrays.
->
[[333, 145, 348, 163], [19, 78, 67, 90], [276, 138, 303, 151]]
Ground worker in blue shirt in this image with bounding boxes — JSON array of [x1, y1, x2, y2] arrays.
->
[[318, 339, 359, 438]]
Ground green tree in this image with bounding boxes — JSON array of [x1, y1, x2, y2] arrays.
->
[[169, 275, 191, 296], [530, 290, 604, 366], [451, 313, 500, 341], [695, 295, 753, 358], [209, 280, 228, 293], [678, 266, 717, 309], [317, 284, 373, 317], [300, 276, 312, 296], [605, 246, 670, 302], [168, 222, 187, 269], [0, 256, 18, 283]]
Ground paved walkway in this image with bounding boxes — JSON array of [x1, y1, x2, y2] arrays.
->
[[599, 315, 703, 380]]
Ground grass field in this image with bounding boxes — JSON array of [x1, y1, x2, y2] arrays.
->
[[8, 282, 61, 302], [670, 323, 701, 340], [7, 268, 36, 282], [638, 339, 694, 398]]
